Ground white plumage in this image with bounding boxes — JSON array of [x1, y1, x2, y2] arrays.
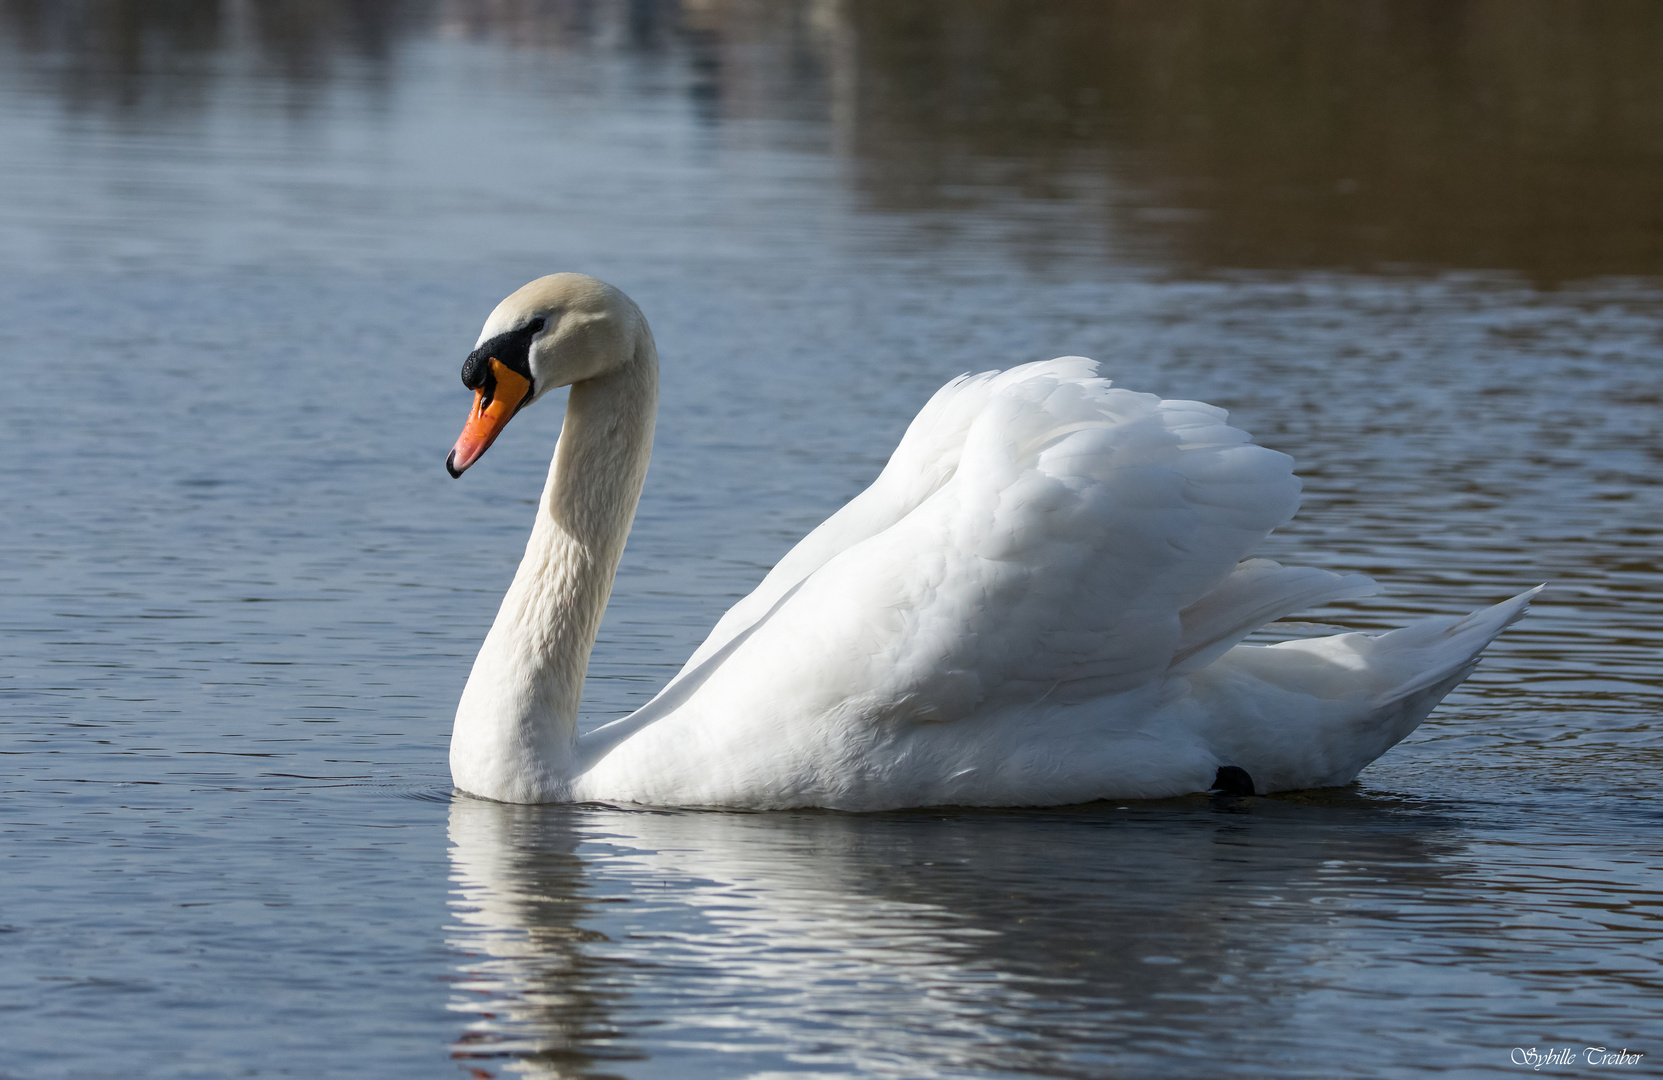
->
[[446, 274, 1536, 809]]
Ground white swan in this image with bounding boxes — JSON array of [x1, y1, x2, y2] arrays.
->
[[444, 274, 1536, 809]]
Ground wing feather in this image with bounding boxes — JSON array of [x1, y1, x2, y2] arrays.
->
[[659, 359, 1313, 732]]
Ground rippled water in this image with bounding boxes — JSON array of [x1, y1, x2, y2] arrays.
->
[[2, 4, 1660, 1078]]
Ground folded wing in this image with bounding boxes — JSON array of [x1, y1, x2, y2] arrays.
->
[[670, 359, 1336, 730]]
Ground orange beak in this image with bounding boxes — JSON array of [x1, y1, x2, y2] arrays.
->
[[446, 358, 533, 477]]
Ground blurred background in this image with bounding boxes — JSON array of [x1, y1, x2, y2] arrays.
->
[[2, 0, 1662, 278]]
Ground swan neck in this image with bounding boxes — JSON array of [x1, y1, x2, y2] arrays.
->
[[451, 333, 657, 802], [549, 351, 658, 553], [536, 348, 659, 717]]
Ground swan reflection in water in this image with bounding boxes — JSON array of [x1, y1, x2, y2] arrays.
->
[[445, 793, 1472, 1078], [446, 800, 628, 1079]]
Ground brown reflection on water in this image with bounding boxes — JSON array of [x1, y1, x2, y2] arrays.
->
[[4, 0, 1662, 280], [834, 0, 1663, 281]]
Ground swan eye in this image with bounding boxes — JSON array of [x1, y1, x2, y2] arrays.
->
[[462, 318, 544, 390]]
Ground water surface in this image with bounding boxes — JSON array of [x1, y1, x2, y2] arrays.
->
[[1, 3, 1659, 1077]]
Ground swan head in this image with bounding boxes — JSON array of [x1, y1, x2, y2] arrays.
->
[[446, 273, 646, 477]]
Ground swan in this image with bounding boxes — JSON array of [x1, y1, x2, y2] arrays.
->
[[444, 273, 1536, 809]]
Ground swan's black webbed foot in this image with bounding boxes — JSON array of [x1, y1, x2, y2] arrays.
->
[[1211, 765, 1256, 796]]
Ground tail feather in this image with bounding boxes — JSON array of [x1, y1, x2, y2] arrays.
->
[[1170, 559, 1380, 676], [1362, 585, 1542, 705], [1194, 586, 1542, 793], [1247, 585, 1542, 705]]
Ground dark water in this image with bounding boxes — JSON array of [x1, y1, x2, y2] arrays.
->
[[1, 3, 1660, 1077]]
